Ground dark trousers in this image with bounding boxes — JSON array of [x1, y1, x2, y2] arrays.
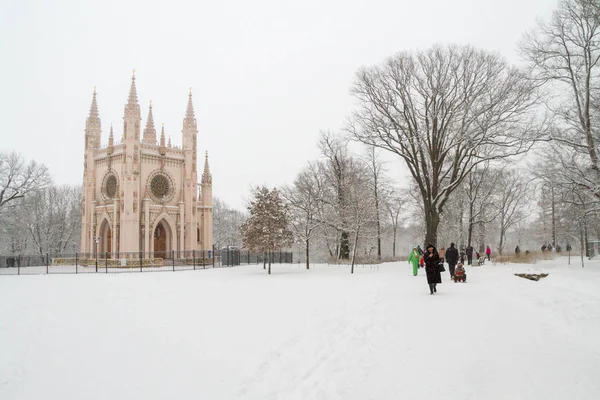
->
[[467, 256, 472, 265], [487, 254, 490, 261], [429, 283, 437, 293], [449, 263, 456, 278]]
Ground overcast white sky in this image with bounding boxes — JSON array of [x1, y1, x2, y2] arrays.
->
[[0, 0, 557, 210]]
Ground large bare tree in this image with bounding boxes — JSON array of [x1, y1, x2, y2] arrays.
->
[[348, 45, 542, 245], [0, 152, 51, 210], [521, 0, 600, 213]]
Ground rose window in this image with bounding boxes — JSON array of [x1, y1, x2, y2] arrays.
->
[[105, 175, 117, 198], [151, 175, 170, 199]]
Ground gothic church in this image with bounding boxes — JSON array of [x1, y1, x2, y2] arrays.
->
[[80, 72, 213, 256]]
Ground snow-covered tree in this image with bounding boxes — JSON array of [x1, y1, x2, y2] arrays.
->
[[348, 44, 543, 246], [283, 162, 325, 270], [0, 151, 51, 211], [240, 186, 293, 274], [213, 197, 246, 250]]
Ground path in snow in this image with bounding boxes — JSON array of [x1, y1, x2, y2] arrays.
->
[[1, 258, 599, 399]]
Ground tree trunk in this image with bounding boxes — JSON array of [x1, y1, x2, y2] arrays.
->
[[263, 251, 266, 269], [268, 250, 271, 274], [305, 239, 310, 270], [580, 223, 585, 268], [424, 205, 440, 247], [551, 186, 556, 247], [392, 225, 397, 258], [374, 187, 381, 260], [351, 228, 360, 274], [339, 231, 350, 259], [498, 226, 506, 256], [467, 201, 474, 248]]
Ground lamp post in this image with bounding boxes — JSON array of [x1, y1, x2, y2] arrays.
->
[[94, 236, 100, 272]]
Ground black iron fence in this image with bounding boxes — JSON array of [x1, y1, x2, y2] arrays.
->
[[0, 249, 293, 276]]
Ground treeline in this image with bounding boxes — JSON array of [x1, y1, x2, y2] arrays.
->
[[0, 151, 81, 255]]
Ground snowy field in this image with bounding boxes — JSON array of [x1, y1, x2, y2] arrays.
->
[[1, 258, 599, 400]]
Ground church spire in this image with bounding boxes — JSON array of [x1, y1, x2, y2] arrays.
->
[[143, 100, 157, 144], [160, 123, 166, 147], [88, 86, 99, 122], [108, 124, 114, 146], [85, 86, 101, 149], [202, 152, 212, 185], [183, 88, 197, 130], [127, 69, 139, 108]]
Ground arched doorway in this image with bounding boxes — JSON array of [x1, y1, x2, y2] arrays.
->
[[153, 221, 170, 259], [99, 219, 112, 255]]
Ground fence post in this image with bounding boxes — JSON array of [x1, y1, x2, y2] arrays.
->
[[139, 251, 143, 272], [18, 254, 21, 275], [203, 249, 206, 269], [172, 250, 175, 271], [75, 252, 78, 274], [105, 252, 108, 273], [193, 249, 196, 270], [46, 253, 49, 274]]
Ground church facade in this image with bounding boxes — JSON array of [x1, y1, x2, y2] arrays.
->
[[80, 73, 213, 256]]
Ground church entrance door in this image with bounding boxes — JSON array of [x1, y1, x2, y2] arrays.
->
[[154, 222, 168, 259]]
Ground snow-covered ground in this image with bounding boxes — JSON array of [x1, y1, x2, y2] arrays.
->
[[1, 258, 599, 400]]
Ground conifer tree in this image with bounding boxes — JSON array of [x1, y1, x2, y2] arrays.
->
[[240, 186, 293, 274]]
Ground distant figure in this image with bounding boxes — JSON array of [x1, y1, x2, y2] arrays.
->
[[566, 243, 572, 252], [541, 244, 547, 252], [454, 263, 467, 283], [515, 245, 521, 256], [485, 246, 491, 261], [556, 245, 562, 253], [408, 246, 420, 277], [446, 242, 459, 280], [460, 248, 466, 264], [424, 244, 442, 295], [547, 244, 553, 252], [417, 245, 424, 256], [466, 245, 474, 265], [439, 247, 446, 264]]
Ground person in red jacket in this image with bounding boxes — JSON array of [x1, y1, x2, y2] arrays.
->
[[485, 245, 491, 261]]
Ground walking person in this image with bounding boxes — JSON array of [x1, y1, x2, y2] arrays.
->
[[408, 246, 420, 277], [424, 244, 442, 295], [486, 245, 491, 261], [445, 242, 459, 280], [466, 245, 474, 265]]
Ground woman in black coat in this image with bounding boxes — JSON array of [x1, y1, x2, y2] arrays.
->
[[424, 244, 442, 295]]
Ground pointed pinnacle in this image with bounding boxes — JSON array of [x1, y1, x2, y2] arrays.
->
[[127, 71, 139, 107], [88, 87, 99, 121], [184, 89, 195, 125]]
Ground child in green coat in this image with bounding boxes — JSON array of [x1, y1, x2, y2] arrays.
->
[[408, 246, 420, 276]]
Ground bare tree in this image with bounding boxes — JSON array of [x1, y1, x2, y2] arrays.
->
[[348, 45, 542, 246], [464, 163, 500, 247], [318, 132, 354, 259], [0, 152, 51, 210], [240, 186, 294, 274], [384, 191, 405, 258], [283, 162, 325, 269], [363, 146, 390, 260], [521, 0, 600, 214], [25, 185, 81, 256], [213, 197, 246, 249], [495, 171, 529, 254]]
